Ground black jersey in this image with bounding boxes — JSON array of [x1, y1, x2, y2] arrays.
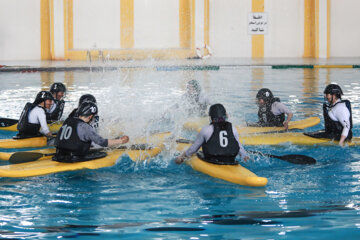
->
[[258, 98, 285, 127], [202, 122, 240, 164], [323, 100, 353, 140], [46, 99, 65, 122], [55, 117, 92, 158], [16, 103, 42, 138]]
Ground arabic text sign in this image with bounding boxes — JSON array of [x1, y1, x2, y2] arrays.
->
[[248, 12, 268, 35]]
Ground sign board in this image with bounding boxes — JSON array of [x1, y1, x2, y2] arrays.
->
[[248, 12, 268, 35]]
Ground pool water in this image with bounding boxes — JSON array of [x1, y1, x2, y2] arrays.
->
[[0, 66, 359, 239]]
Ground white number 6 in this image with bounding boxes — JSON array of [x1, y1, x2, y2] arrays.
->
[[219, 131, 228, 147]]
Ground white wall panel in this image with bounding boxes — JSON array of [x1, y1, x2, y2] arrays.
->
[[318, 0, 328, 58], [53, 0, 65, 58], [331, 0, 360, 57], [2, 0, 360, 60], [210, 0, 252, 57], [264, 0, 304, 57], [0, 0, 40, 60], [134, 0, 179, 48], [73, 0, 120, 49], [195, 0, 205, 48]]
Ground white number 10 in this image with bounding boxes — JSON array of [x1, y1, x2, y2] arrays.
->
[[59, 124, 72, 140]]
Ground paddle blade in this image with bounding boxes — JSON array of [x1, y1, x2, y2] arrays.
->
[[176, 139, 193, 144], [9, 152, 45, 164], [277, 154, 316, 165], [0, 118, 18, 127], [116, 144, 153, 150], [128, 144, 153, 150], [248, 150, 316, 165]]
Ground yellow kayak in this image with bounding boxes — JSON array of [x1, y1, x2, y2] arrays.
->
[[176, 141, 267, 187], [0, 130, 171, 150], [0, 149, 126, 178], [183, 117, 320, 134], [239, 132, 360, 146], [187, 156, 267, 187], [0, 133, 169, 178], [0, 132, 171, 160], [237, 117, 320, 135], [183, 117, 209, 130], [0, 136, 49, 149], [0, 119, 62, 132], [128, 131, 171, 160]]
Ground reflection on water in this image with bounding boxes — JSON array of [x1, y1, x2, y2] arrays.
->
[[251, 68, 264, 92], [301, 68, 320, 116], [0, 67, 359, 239]]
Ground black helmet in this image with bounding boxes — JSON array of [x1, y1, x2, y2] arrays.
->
[[76, 101, 98, 117], [34, 91, 55, 105], [256, 88, 274, 102], [187, 80, 201, 94], [209, 104, 227, 123], [50, 82, 67, 93], [187, 80, 200, 89], [79, 94, 97, 106], [324, 84, 343, 98]]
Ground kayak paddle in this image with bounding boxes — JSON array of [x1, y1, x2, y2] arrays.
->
[[9, 152, 54, 164], [0, 117, 18, 128], [176, 139, 194, 144], [9, 144, 153, 164], [247, 150, 316, 165], [176, 139, 316, 165]]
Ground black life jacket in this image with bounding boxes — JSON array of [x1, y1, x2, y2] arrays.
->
[[258, 97, 285, 127], [322, 99, 353, 140], [16, 103, 43, 138], [54, 117, 92, 161], [68, 108, 77, 118], [46, 99, 65, 122], [202, 122, 240, 165]]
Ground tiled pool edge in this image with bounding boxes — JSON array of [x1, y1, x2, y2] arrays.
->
[[1, 64, 360, 72]]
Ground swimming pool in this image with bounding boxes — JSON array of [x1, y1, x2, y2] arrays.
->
[[0, 65, 359, 239]]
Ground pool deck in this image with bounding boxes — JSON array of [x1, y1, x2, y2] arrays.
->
[[1, 58, 360, 72]]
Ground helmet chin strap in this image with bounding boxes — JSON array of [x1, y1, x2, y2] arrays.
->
[[88, 115, 95, 124], [326, 94, 338, 108], [331, 94, 339, 106]]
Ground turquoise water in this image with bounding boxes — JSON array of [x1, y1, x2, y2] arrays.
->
[[0, 67, 360, 239]]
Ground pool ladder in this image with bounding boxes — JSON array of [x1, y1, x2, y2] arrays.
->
[[87, 49, 104, 64], [87, 49, 110, 71]]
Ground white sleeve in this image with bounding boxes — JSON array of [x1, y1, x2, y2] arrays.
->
[[272, 102, 292, 115], [38, 111, 50, 134], [185, 127, 208, 157], [336, 106, 351, 137]]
